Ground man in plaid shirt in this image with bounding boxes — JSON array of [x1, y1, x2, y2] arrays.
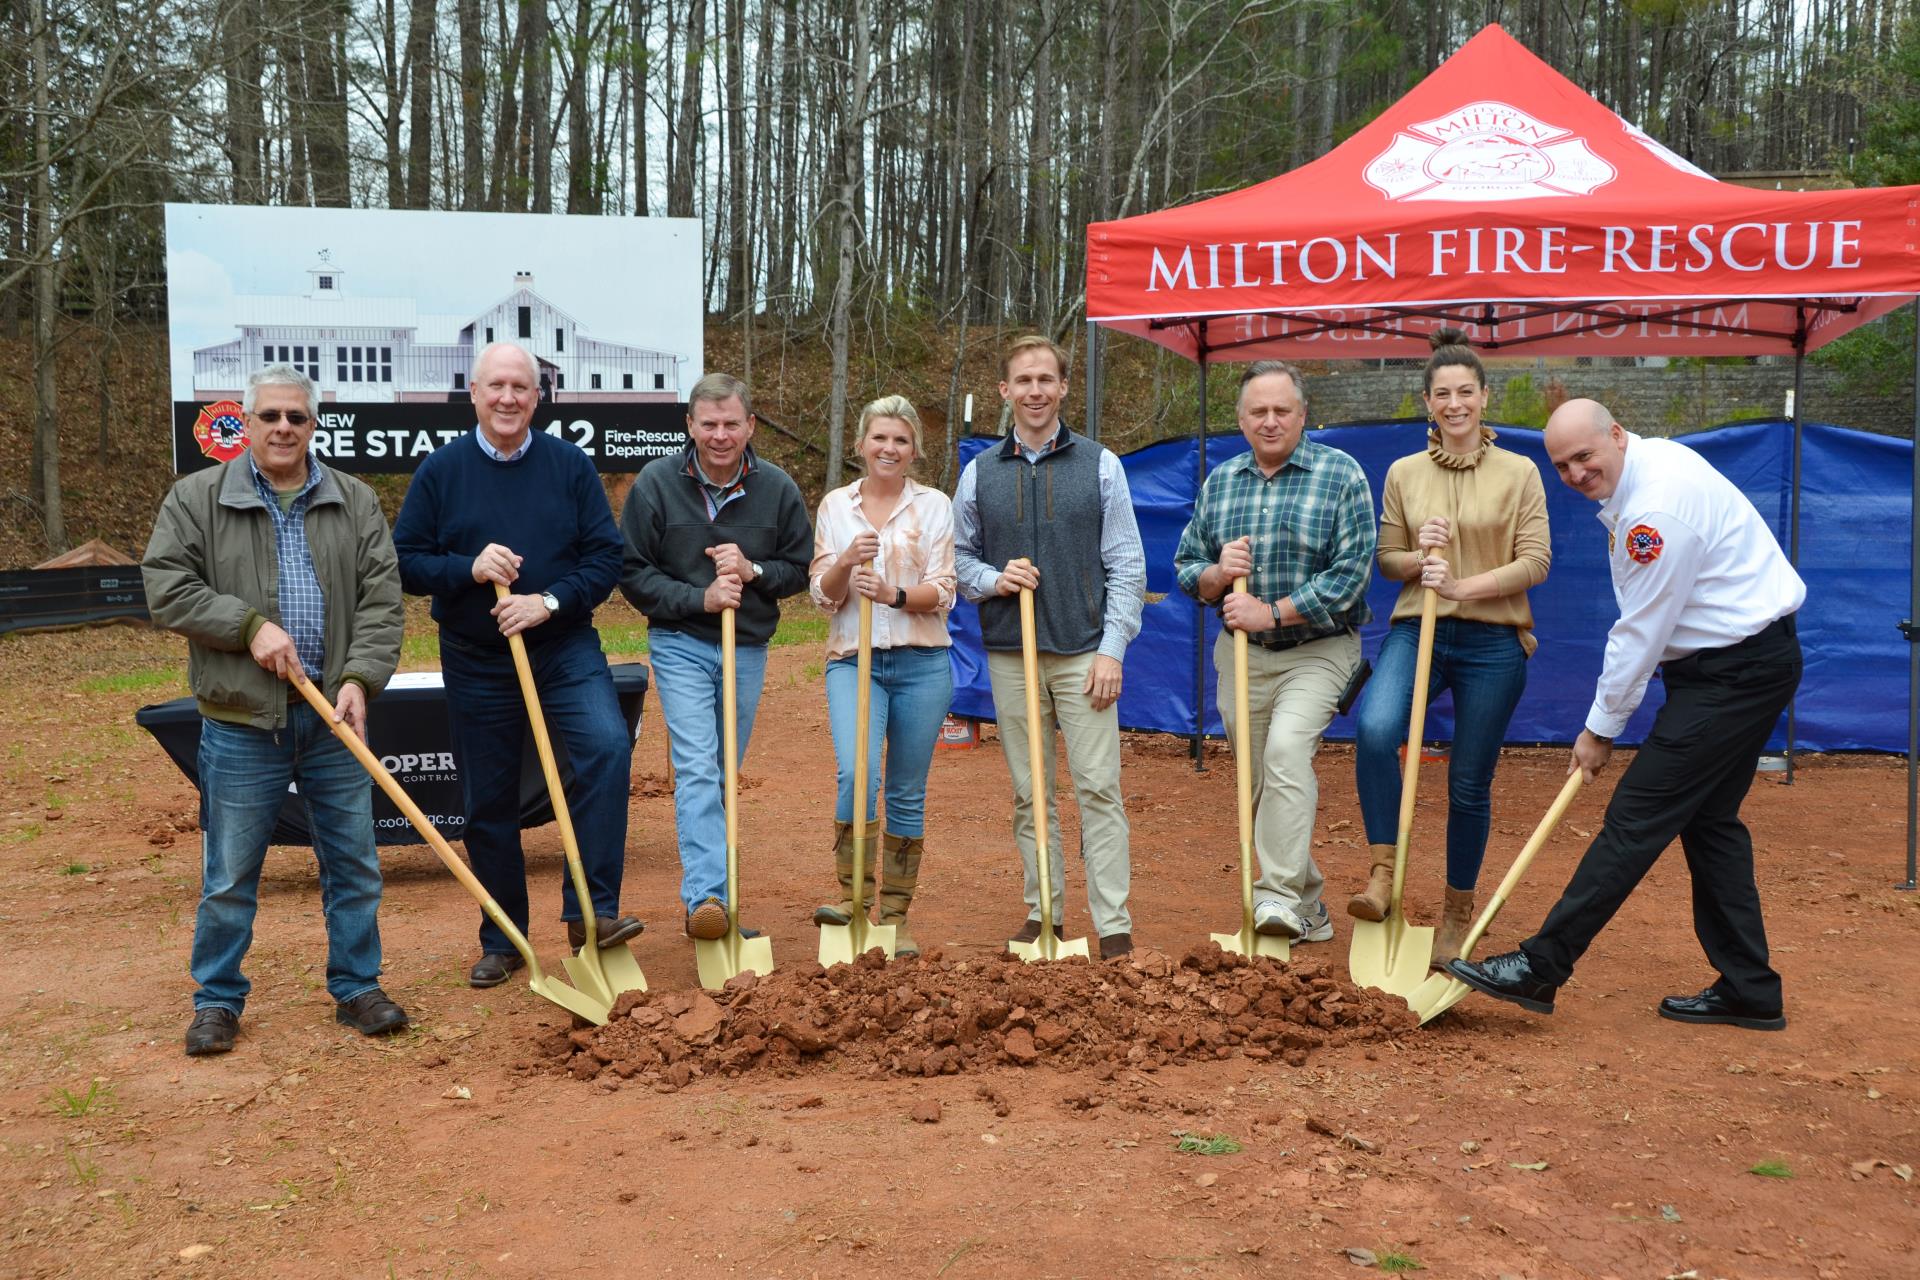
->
[[1175, 360, 1375, 943]]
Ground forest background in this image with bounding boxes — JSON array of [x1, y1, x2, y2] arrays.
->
[[2, 0, 1918, 564]]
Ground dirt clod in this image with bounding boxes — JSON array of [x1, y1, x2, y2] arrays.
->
[[910, 1099, 942, 1124], [552, 944, 1416, 1087]]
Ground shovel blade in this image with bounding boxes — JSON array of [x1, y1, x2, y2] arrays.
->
[[527, 974, 613, 1026], [1210, 928, 1292, 963], [1404, 970, 1472, 1026], [695, 930, 777, 990], [565, 943, 648, 1000], [1007, 933, 1092, 963], [1348, 916, 1437, 998], [817, 919, 896, 968]]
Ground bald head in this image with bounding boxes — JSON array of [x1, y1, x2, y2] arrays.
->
[[1544, 398, 1629, 502], [472, 341, 538, 385]]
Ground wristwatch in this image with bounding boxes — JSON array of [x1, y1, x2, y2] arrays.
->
[[1270, 601, 1284, 626], [893, 587, 909, 610], [540, 591, 560, 616], [750, 561, 763, 580]]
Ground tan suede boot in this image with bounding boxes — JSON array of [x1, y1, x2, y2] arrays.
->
[[878, 831, 924, 957], [1347, 844, 1396, 921], [812, 821, 859, 925], [1431, 886, 1477, 968]]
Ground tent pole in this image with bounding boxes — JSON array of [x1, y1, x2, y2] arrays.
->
[[1903, 300, 1920, 892], [1785, 338, 1805, 785], [1193, 322, 1211, 773], [1085, 319, 1102, 441]]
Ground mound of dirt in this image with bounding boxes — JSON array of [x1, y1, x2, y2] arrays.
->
[[548, 944, 1420, 1091]]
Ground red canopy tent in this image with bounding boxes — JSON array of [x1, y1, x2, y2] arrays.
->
[[1078, 23, 1920, 885]]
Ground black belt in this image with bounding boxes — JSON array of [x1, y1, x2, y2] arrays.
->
[[1732, 613, 1797, 647], [1253, 627, 1349, 653]]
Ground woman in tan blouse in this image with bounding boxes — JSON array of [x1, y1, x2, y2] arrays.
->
[[807, 395, 957, 957], [1349, 329, 1552, 966]]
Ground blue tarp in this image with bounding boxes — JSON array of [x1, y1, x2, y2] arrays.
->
[[946, 419, 1911, 752]]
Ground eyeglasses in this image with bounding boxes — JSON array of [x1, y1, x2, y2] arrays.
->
[[252, 409, 312, 426]]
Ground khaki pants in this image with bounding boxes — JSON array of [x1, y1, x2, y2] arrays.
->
[[986, 649, 1132, 937], [1216, 629, 1360, 912]]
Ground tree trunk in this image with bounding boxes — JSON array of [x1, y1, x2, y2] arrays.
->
[[528, 0, 552, 211], [630, 0, 649, 215], [406, 0, 436, 208], [458, 0, 485, 209], [825, 0, 871, 492], [669, 0, 704, 217], [723, 0, 748, 314], [305, 1, 352, 207], [381, 0, 405, 206], [222, 0, 266, 202], [565, 0, 595, 212], [29, 0, 64, 553], [767, 0, 799, 309]]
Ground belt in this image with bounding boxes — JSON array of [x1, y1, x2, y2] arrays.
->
[[1253, 627, 1349, 653]]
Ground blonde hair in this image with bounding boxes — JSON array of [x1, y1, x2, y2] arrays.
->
[[857, 395, 926, 466], [1000, 333, 1069, 379]]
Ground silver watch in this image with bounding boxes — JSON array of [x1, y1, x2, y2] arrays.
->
[[540, 591, 560, 615], [750, 561, 763, 580]]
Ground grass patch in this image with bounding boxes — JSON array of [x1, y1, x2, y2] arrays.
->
[[2, 824, 42, 846], [599, 622, 649, 656], [1174, 1132, 1242, 1156], [1378, 1250, 1426, 1273], [1748, 1158, 1794, 1178], [401, 631, 441, 665], [770, 613, 829, 649], [51, 1079, 113, 1118], [57, 861, 89, 876], [75, 668, 183, 695], [67, 1152, 100, 1187]]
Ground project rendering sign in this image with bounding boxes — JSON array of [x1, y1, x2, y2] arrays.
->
[[163, 205, 704, 473]]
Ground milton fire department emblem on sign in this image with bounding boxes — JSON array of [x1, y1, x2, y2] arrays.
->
[[192, 400, 250, 463], [1364, 100, 1617, 202]]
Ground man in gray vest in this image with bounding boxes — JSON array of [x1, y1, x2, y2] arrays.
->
[[953, 333, 1147, 958]]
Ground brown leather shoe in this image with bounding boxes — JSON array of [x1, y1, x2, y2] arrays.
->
[[1099, 932, 1133, 960], [685, 898, 729, 940], [566, 915, 645, 950], [1010, 917, 1042, 944], [469, 952, 525, 988], [1430, 887, 1476, 969], [184, 1007, 238, 1056]]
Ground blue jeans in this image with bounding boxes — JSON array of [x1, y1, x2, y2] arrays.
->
[[648, 627, 768, 911], [193, 706, 384, 1013], [440, 627, 634, 955], [825, 645, 953, 836], [1354, 618, 1529, 890]]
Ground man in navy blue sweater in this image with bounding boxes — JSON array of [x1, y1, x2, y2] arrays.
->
[[393, 342, 641, 988], [620, 372, 813, 939]]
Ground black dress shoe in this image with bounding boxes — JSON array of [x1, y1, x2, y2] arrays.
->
[[1658, 987, 1785, 1031], [184, 1008, 238, 1056], [566, 915, 645, 950], [1099, 932, 1133, 959], [1447, 950, 1558, 1015], [336, 988, 410, 1036], [469, 952, 526, 988]]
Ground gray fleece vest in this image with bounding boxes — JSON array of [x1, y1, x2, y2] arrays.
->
[[975, 428, 1106, 655]]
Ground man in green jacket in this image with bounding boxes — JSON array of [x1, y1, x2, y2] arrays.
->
[[143, 365, 407, 1056]]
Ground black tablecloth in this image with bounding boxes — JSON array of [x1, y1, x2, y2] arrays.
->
[[135, 662, 648, 847]]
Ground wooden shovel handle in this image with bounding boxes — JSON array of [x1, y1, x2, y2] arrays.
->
[[1013, 559, 1055, 940], [1457, 773, 1584, 961]]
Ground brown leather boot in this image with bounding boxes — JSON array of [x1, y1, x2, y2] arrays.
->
[[1431, 885, 1477, 969], [1347, 845, 1396, 922], [878, 831, 923, 957], [812, 821, 860, 925]]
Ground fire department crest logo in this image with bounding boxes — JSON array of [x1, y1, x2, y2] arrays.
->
[[1625, 524, 1664, 565], [192, 400, 250, 463], [1364, 101, 1617, 202]]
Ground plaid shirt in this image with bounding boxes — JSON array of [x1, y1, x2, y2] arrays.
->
[[250, 456, 327, 675], [1174, 438, 1375, 642]]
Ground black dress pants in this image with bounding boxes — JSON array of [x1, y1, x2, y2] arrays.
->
[[1521, 615, 1801, 1010]]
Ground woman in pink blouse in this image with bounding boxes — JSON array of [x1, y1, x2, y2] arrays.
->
[[808, 396, 957, 956]]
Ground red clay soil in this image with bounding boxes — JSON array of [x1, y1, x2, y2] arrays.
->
[[558, 947, 1417, 1090], [2, 611, 1918, 1278]]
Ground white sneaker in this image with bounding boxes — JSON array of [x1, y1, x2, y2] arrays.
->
[[1253, 900, 1304, 939], [1295, 899, 1334, 944]]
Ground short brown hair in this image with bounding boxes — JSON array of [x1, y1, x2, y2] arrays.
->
[[688, 371, 753, 418], [1001, 333, 1069, 380], [1424, 327, 1485, 392]]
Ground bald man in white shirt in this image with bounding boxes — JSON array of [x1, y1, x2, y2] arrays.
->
[[1449, 399, 1805, 1031]]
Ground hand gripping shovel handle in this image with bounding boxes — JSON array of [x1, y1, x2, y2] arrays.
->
[[287, 672, 547, 982]]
